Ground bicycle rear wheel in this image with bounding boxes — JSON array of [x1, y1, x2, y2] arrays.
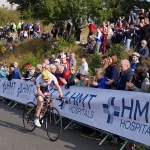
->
[[23, 102, 36, 132], [45, 107, 62, 141]]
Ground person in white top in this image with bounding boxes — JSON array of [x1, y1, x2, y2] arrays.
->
[[34, 70, 63, 127], [80, 56, 88, 74]]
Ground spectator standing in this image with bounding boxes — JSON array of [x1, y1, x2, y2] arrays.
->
[[106, 59, 134, 90], [17, 21, 21, 37], [49, 53, 56, 64], [124, 23, 135, 51], [66, 51, 71, 63], [74, 22, 83, 41], [93, 27, 102, 53], [80, 56, 88, 73], [88, 21, 97, 36], [140, 18, 150, 41], [51, 25, 58, 40], [139, 9, 146, 22], [129, 10, 136, 24], [70, 53, 77, 67], [66, 20, 72, 37], [126, 63, 149, 92], [101, 22, 108, 54]]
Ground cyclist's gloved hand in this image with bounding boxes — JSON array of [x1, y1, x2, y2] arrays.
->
[[65, 84, 70, 89], [60, 97, 65, 102], [44, 96, 48, 101]]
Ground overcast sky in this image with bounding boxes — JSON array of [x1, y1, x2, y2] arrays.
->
[[0, 0, 17, 9]]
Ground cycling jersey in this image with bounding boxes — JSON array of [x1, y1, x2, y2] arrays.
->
[[36, 74, 58, 89]]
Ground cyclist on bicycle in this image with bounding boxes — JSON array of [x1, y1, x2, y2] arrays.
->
[[34, 70, 63, 127]]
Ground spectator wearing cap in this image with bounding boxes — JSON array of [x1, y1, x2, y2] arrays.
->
[[70, 53, 77, 67], [50, 64, 59, 77], [49, 53, 56, 64], [130, 52, 140, 71], [61, 54, 70, 70], [76, 70, 88, 86], [54, 59, 60, 67], [23, 63, 32, 78], [7, 64, 21, 80], [57, 64, 70, 85], [80, 56, 88, 73], [138, 40, 149, 61]]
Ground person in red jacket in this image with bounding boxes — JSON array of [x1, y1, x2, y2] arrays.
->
[[57, 64, 70, 86], [88, 21, 97, 36]]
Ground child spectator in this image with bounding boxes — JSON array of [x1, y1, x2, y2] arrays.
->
[[83, 76, 89, 86], [92, 68, 108, 89], [88, 76, 97, 87], [75, 70, 88, 86]]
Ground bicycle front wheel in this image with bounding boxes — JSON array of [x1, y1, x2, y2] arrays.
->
[[45, 107, 62, 141], [23, 102, 36, 132]]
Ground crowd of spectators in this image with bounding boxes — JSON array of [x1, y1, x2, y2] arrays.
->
[[85, 8, 150, 55], [0, 47, 149, 93]]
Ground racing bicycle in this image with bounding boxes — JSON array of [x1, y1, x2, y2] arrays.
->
[[22, 93, 64, 141]]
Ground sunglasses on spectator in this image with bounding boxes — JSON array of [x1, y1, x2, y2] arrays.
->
[[70, 69, 74, 70]]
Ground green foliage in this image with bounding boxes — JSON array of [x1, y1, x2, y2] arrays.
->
[[65, 36, 75, 45], [0, 8, 20, 26], [105, 44, 125, 62], [86, 53, 101, 76], [20, 54, 39, 72]]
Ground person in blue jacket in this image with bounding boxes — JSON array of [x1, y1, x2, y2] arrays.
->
[[92, 68, 108, 89], [7, 64, 21, 80]]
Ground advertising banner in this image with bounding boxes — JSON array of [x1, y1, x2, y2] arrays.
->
[[0, 78, 150, 146]]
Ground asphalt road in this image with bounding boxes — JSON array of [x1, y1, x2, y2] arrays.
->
[[0, 101, 117, 150]]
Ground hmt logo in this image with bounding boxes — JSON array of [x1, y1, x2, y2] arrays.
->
[[103, 97, 120, 124], [103, 97, 150, 135]]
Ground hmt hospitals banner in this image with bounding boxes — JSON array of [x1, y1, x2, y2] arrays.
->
[[0, 78, 150, 146]]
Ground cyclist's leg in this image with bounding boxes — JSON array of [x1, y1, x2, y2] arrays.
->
[[35, 96, 44, 118], [34, 96, 43, 127]]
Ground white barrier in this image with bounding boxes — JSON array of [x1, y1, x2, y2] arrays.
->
[[0, 78, 150, 147]]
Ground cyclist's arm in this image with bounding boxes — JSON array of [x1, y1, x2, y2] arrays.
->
[[55, 83, 63, 97], [36, 86, 45, 98]]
